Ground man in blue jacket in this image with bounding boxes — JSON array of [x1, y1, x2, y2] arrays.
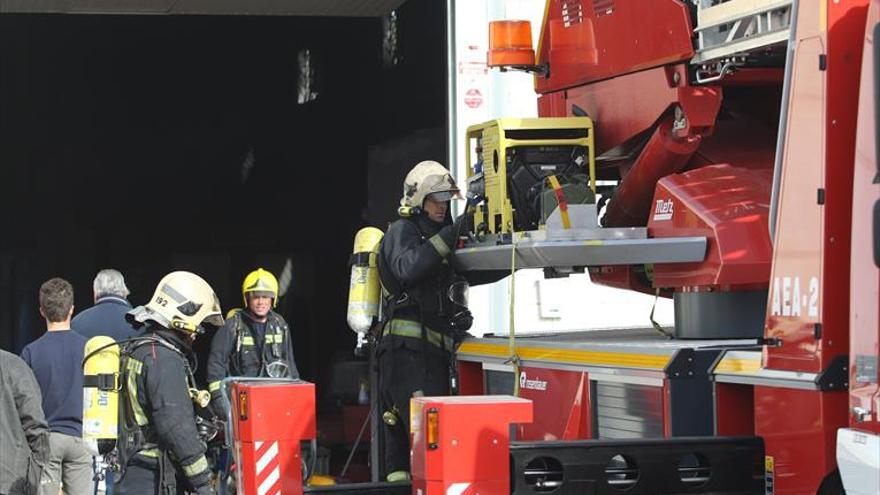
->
[[73, 269, 139, 342], [21, 278, 93, 495]]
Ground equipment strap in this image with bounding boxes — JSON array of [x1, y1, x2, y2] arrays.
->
[[547, 175, 572, 230], [649, 288, 673, 339], [83, 373, 118, 391], [504, 241, 522, 397]]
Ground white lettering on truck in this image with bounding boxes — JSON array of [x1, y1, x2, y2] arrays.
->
[[653, 199, 674, 221], [771, 276, 819, 317]]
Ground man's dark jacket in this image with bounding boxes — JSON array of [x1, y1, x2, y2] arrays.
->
[[0, 349, 50, 495], [72, 296, 140, 342]]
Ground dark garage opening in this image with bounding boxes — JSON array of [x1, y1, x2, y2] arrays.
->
[[0, 1, 446, 478]]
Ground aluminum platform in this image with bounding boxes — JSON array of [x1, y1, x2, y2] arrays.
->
[[454, 228, 707, 271]]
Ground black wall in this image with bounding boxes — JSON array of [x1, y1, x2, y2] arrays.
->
[[0, 0, 447, 390]]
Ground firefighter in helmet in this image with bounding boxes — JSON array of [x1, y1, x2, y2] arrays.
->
[[206, 268, 299, 416], [116, 271, 224, 495], [376, 160, 503, 482]]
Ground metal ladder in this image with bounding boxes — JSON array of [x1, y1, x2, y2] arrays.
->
[[693, 0, 794, 65]]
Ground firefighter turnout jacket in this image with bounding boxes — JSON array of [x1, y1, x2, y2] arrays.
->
[[378, 214, 470, 345], [206, 309, 299, 414], [117, 328, 213, 494]]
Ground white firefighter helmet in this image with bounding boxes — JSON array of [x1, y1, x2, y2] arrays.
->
[[400, 160, 462, 209], [127, 271, 224, 334]]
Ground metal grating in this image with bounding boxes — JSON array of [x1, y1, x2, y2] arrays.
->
[[594, 382, 664, 439]]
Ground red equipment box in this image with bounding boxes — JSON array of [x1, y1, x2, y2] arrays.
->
[[231, 380, 316, 495], [411, 395, 533, 495]]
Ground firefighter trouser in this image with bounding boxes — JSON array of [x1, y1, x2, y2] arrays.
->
[[115, 457, 184, 495], [376, 336, 450, 474]]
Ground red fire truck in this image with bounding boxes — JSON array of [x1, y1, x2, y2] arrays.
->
[[229, 1, 878, 494], [449, 0, 879, 494]]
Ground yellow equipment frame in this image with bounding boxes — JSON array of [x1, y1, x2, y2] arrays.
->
[[465, 117, 595, 235]]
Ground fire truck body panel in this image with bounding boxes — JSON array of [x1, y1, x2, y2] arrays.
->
[[533, 0, 695, 94], [837, 1, 880, 492], [456, 0, 879, 493]]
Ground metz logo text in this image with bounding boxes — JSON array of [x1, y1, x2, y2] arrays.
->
[[653, 199, 674, 221]]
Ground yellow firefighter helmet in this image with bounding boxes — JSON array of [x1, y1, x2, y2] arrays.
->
[[127, 271, 224, 334], [242, 268, 279, 307], [400, 160, 462, 209]]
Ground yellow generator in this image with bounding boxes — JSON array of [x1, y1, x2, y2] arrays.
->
[[465, 117, 595, 236]]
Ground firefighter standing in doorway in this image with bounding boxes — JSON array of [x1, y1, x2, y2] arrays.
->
[[376, 160, 503, 482], [115, 271, 224, 495], [206, 268, 299, 417]]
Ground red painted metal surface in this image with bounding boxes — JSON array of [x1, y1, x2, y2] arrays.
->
[[603, 117, 701, 227], [649, 164, 772, 288], [231, 381, 316, 495], [662, 381, 672, 438], [690, 116, 777, 172], [457, 360, 484, 396], [766, 0, 869, 374], [534, 0, 694, 94], [719, 68, 785, 86], [754, 386, 849, 494], [411, 396, 532, 495], [714, 383, 755, 436], [849, 0, 880, 435], [543, 65, 718, 156], [514, 367, 591, 441]]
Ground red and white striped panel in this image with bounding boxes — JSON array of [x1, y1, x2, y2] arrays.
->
[[254, 441, 281, 495]]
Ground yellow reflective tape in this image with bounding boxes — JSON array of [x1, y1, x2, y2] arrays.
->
[[428, 234, 451, 258], [242, 336, 255, 346], [140, 448, 160, 458], [182, 455, 209, 477], [208, 381, 221, 392], [273, 333, 283, 343], [457, 341, 670, 370], [714, 357, 761, 374], [384, 319, 453, 349], [264, 335, 274, 344], [126, 358, 148, 426]]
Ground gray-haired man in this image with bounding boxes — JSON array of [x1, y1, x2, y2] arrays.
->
[[72, 269, 139, 342]]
